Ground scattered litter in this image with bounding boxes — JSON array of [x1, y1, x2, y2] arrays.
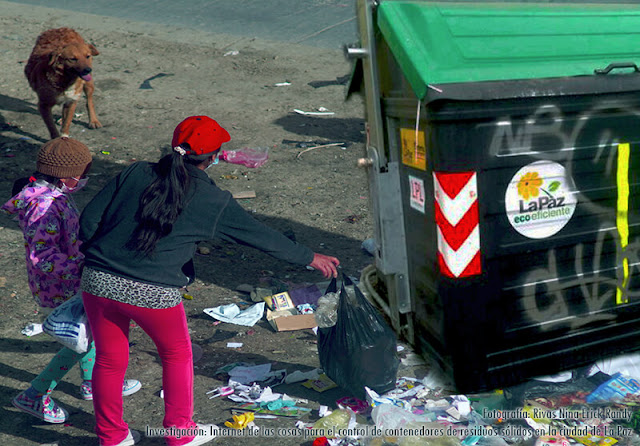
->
[[223, 50, 240, 56], [590, 352, 640, 380], [336, 396, 369, 414], [22, 323, 43, 336], [586, 372, 640, 403], [252, 414, 277, 419], [231, 190, 256, 199], [296, 142, 346, 159], [264, 291, 294, 311], [214, 362, 253, 376], [302, 373, 338, 392], [228, 363, 272, 384], [275, 82, 291, 86], [226, 342, 243, 348], [225, 411, 254, 429], [285, 368, 322, 384], [250, 287, 273, 303], [232, 401, 311, 418], [221, 147, 269, 168], [313, 407, 355, 431], [308, 75, 350, 89], [207, 386, 234, 399], [293, 109, 335, 116], [203, 302, 265, 327], [100, 150, 110, 155]]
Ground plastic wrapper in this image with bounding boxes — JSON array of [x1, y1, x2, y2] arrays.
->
[[221, 147, 269, 168], [314, 292, 339, 328], [313, 408, 354, 431], [586, 372, 640, 403], [42, 294, 92, 353]]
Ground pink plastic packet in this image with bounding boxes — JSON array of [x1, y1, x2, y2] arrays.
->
[[221, 147, 269, 168]]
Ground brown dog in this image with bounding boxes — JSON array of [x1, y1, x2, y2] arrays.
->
[[25, 27, 102, 139]]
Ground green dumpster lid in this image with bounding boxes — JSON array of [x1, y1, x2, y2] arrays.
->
[[377, 1, 640, 100]]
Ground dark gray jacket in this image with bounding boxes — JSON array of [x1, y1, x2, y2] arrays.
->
[[79, 161, 313, 288]]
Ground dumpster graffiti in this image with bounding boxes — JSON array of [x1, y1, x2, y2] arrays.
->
[[521, 225, 623, 330], [489, 105, 568, 161], [490, 103, 640, 329]]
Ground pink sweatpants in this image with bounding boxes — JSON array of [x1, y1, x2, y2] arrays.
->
[[82, 292, 197, 446]]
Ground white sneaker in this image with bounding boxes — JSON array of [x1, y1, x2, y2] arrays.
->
[[81, 379, 142, 401], [106, 429, 140, 446], [180, 424, 218, 446]]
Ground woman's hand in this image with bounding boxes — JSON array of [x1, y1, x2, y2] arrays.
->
[[309, 253, 340, 278]]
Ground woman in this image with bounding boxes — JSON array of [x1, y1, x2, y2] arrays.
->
[[79, 116, 339, 446]]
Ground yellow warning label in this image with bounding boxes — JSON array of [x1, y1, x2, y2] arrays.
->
[[400, 127, 426, 171]]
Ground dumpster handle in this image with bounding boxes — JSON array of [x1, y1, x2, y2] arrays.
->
[[594, 62, 640, 75]]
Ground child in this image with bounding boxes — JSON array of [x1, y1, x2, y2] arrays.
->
[[80, 116, 339, 446], [2, 137, 141, 424]]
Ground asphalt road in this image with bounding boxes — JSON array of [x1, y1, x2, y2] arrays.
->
[[4, 0, 358, 49]]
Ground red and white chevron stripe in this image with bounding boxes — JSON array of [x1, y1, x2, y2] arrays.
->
[[433, 171, 481, 278]]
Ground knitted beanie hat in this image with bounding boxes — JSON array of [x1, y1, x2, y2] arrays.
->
[[36, 137, 92, 179]]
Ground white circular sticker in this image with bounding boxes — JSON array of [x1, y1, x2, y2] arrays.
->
[[505, 160, 577, 239]]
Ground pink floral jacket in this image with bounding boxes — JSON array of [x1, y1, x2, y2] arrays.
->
[[2, 182, 83, 308]]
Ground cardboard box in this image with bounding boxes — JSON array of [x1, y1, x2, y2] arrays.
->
[[266, 308, 317, 332]]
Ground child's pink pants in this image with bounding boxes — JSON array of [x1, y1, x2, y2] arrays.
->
[[82, 292, 197, 446]]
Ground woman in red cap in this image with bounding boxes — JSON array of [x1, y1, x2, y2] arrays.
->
[[79, 116, 339, 446]]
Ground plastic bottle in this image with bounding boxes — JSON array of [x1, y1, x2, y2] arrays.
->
[[220, 147, 269, 168], [314, 292, 340, 328]]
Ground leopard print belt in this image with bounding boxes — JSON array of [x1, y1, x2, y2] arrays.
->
[[81, 266, 182, 309]]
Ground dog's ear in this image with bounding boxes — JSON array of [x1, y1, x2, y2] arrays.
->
[[89, 44, 99, 57]]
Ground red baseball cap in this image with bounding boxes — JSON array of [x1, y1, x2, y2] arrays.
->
[[171, 116, 231, 155]]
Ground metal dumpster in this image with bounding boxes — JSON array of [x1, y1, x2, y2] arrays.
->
[[349, 0, 640, 393]]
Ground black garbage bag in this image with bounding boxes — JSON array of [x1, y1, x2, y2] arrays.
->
[[317, 273, 399, 398]]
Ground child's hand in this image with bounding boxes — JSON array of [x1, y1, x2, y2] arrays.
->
[[309, 253, 340, 278]]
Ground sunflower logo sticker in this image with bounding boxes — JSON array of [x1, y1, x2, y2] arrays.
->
[[517, 172, 542, 200], [505, 161, 577, 239]]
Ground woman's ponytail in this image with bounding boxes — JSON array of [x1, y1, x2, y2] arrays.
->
[[127, 147, 193, 256]]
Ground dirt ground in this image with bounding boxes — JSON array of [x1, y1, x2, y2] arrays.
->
[[0, 2, 429, 445]]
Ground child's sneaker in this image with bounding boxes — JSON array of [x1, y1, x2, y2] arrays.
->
[[81, 379, 142, 401], [12, 391, 68, 424]]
